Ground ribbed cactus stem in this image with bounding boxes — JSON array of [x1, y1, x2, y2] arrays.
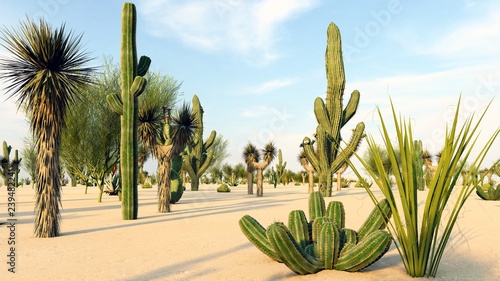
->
[[301, 22, 364, 197], [106, 3, 150, 220], [239, 215, 281, 262], [267, 222, 323, 275], [288, 210, 310, 249], [357, 199, 391, 241], [334, 230, 392, 272], [326, 201, 345, 229], [183, 95, 216, 191], [317, 222, 340, 270], [308, 191, 326, 221]]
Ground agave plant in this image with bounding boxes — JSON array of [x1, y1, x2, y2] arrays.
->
[[349, 97, 499, 277], [0, 18, 94, 237]]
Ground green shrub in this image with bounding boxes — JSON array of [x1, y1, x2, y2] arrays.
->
[[217, 184, 231, 192], [142, 182, 152, 189]]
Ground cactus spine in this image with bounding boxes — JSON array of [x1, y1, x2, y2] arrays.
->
[[106, 3, 151, 220], [239, 191, 392, 274], [183, 95, 216, 191], [301, 22, 364, 197]]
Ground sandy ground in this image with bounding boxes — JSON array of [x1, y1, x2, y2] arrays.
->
[[0, 183, 499, 281]]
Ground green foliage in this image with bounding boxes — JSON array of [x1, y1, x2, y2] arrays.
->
[[217, 183, 231, 192], [301, 23, 364, 198], [239, 191, 392, 274], [142, 182, 153, 189], [275, 149, 287, 185], [476, 183, 500, 200], [349, 97, 499, 277], [106, 3, 150, 219]]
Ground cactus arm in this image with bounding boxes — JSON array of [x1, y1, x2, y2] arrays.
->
[[317, 222, 340, 270], [239, 215, 282, 262], [334, 230, 392, 272], [106, 94, 124, 115], [204, 130, 216, 150], [329, 122, 365, 174], [288, 210, 310, 249], [341, 228, 358, 245], [137, 55, 151, 76], [267, 222, 323, 274], [131, 76, 147, 97], [302, 137, 320, 171], [342, 90, 360, 126], [357, 199, 392, 240], [326, 201, 345, 229], [197, 148, 214, 176], [308, 191, 326, 221]]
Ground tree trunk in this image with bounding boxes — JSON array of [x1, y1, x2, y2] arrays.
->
[[256, 168, 264, 197], [190, 175, 200, 191], [336, 163, 348, 191], [157, 145, 172, 213], [34, 128, 62, 238], [247, 171, 253, 194]]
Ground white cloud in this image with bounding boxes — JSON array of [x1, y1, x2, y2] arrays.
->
[[414, 9, 500, 60], [246, 77, 296, 94], [138, 0, 318, 64]]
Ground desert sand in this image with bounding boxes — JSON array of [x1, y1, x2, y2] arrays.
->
[[1, 183, 499, 281]]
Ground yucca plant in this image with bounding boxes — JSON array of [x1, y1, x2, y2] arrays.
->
[[348, 97, 499, 277], [0, 18, 94, 237]]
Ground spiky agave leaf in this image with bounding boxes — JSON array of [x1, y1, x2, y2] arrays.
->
[[262, 141, 277, 164], [138, 102, 163, 150], [170, 102, 198, 155]]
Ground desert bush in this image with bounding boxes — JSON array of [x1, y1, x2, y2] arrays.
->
[[217, 184, 231, 192], [142, 182, 152, 189]]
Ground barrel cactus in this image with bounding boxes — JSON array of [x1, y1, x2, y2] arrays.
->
[[239, 191, 392, 274]]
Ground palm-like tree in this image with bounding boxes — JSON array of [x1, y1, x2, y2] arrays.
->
[[298, 150, 315, 193], [245, 141, 277, 197], [139, 103, 196, 212], [243, 143, 260, 194], [0, 19, 94, 237]]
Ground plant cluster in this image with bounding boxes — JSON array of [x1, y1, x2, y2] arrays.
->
[[239, 191, 392, 274]]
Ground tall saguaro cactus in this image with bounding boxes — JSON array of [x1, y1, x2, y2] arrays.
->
[[183, 95, 216, 191], [106, 2, 151, 220], [301, 22, 364, 197]]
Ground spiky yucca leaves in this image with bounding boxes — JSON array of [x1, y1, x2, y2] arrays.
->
[[476, 183, 500, 200], [156, 103, 197, 212], [301, 22, 364, 198], [243, 143, 260, 194], [239, 191, 392, 274], [249, 142, 277, 197], [0, 18, 94, 237], [348, 98, 499, 277], [183, 95, 217, 191], [298, 150, 315, 193]]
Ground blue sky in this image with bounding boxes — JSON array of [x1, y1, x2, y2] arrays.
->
[[0, 0, 499, 178]]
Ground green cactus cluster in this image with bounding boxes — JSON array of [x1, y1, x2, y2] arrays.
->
[[183, 95, 216, 191], [476, 183, 500, 200], [106, 2, 151, 219], [301, 22, 365, 197], [239, 191, 392, 274]]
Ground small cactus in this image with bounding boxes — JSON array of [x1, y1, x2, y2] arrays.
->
[[239, 191, 392, 274], [476, 183, 500, 200]]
